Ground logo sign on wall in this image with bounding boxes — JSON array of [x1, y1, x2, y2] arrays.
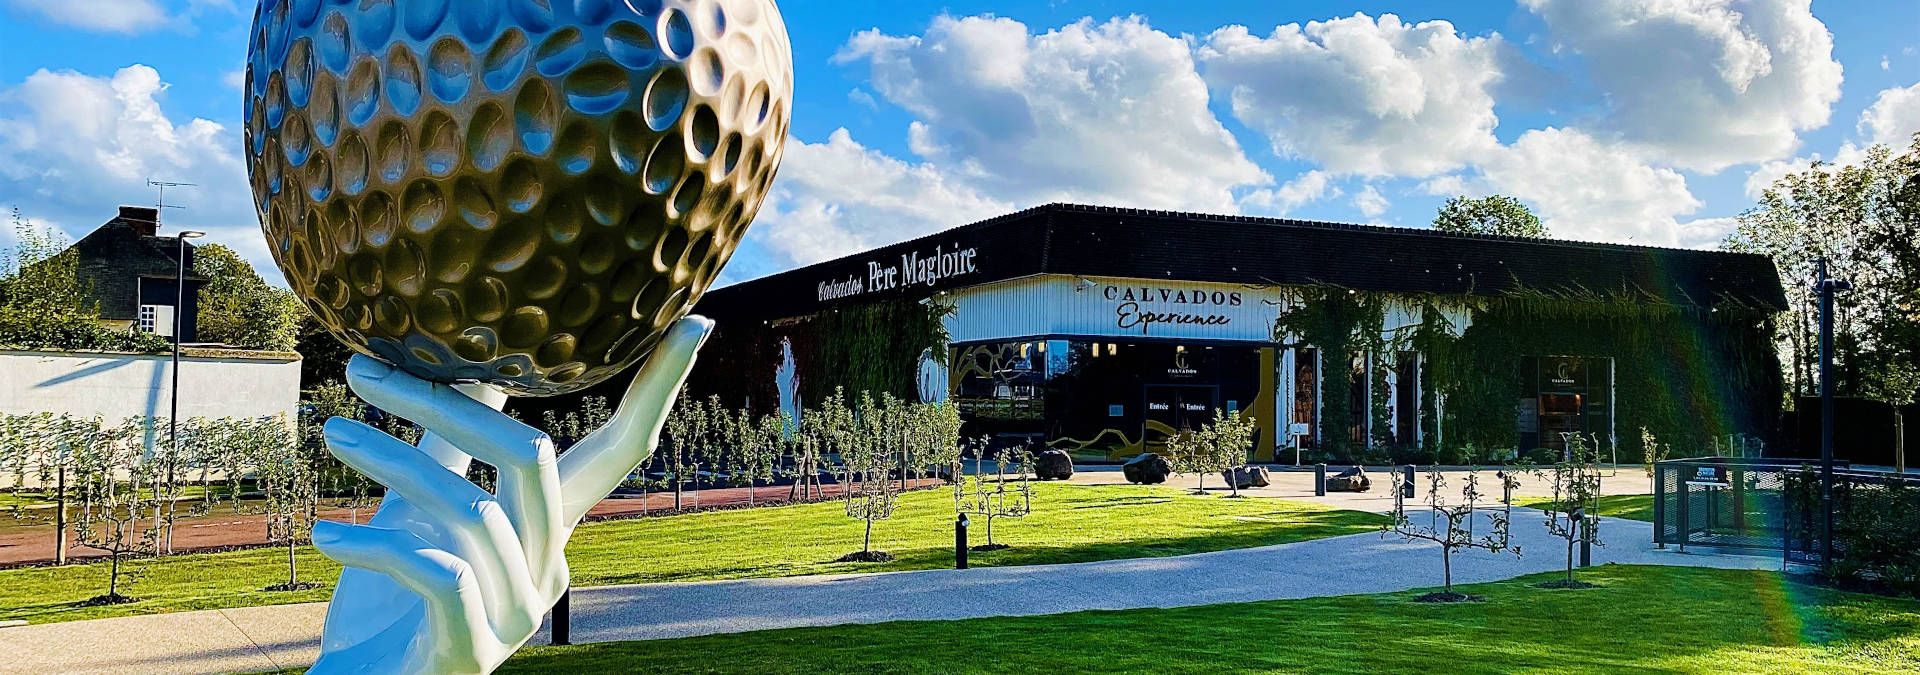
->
[[1104, 284, 1246, 336], [818, 243, 981, 302], [916, 348, 949, 404]]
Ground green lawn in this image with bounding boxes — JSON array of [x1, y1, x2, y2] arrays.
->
[[0, 484, 1385, 625], [1520, 494, 1655, 523], [501, 565, 1920, 674]]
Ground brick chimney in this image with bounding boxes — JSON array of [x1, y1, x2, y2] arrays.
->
[[117, 206, 160, 236]]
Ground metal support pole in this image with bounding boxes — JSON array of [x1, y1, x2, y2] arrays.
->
[[1314, 464, 1327, 497], [551, 587, 571, 646], [54, 466, 67, 566], [955, 514, 969, 569], [1816, 258, 1848, 566]]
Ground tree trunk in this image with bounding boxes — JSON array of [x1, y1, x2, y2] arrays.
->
[[1565, 522, 1577, 585], [673, 476, 683, 512], [109, 550, 121, 598], [863, 517, 874, 554], [288, 539, 299, 588], [1442, 545, 1452, 595], [985, 512, 995, 546]]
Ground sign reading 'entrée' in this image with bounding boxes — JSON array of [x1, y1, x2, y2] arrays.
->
[[818, 244, 981, 302]]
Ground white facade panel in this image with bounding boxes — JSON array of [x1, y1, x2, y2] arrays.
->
[[943, 275, 1291, 345]]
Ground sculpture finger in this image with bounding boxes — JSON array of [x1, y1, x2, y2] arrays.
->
[[324, 418, 545, 637], [346, 355, 564, 574], [310, 521, 492, 673], [558, 316, 713, 524]]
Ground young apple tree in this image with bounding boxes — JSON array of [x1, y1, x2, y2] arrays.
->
[[953, 439, 1033, 550], [254, 415, 322, 592], [74, 418, 157, 605], [838, 391, 899, 562], [1539, 433, 1604, 589], [1389, 468, 1522, 602]]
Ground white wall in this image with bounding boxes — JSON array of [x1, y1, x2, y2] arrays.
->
[[0, 349, 301, 428], [943, 275, 1291, 345]]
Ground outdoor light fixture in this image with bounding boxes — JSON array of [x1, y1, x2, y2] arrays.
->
[[165, 229, 204, 553]]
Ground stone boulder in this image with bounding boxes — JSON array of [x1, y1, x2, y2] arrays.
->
[[1221, 465, 1272, 490], [1122, 453, 1171, 485], [1326, 466, 1371, 493], [1034, 449, 1075, 481]]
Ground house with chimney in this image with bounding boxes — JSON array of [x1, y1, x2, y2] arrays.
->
[[0, 206, 299, 445], [65, 205, 207, 342]]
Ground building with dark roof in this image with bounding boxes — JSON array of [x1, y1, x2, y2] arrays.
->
[[693, 204, 1788, 463], [64, 206, 206, 342]]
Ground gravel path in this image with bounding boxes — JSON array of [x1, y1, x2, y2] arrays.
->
[[0, 509, 1777, 675]]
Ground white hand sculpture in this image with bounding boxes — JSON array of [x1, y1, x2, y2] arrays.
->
[[307, 317, 712, 675]]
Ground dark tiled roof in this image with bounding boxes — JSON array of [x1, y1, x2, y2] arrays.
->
[[698, 203, 1789, 320], [67, 207, 206, 321]]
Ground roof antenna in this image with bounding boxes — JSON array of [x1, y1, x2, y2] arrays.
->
[[146, 179, 196, 227]]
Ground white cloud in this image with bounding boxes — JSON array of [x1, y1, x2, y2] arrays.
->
[[1518, 0, 1843, 172], [1198, 13, 1504, 178], [1240, 170, 1339, 215], [837, 15, 1268, 211], [1860, 81, 1920, 148], [5, 0, 169, 33], [747, 14, 1277, 271], [1419, 174, 1472, 198], [0, 65, 276, 279], [752, 129, 1011, 266], [1479, 128, 1701, 245], [1352, 184, 1390, 219], [1674, 217, 1741, 250], [1743, 142, 1871, 199]]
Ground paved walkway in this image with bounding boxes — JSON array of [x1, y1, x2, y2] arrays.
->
[[0, 509, 1776, 675]]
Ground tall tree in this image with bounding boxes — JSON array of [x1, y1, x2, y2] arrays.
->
[[194, 243, 302, 352], [1432, 195, 1548, 238], [1727, 138, 1920, 405]]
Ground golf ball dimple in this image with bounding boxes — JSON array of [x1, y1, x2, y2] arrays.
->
[[245, 0, 792, 397]]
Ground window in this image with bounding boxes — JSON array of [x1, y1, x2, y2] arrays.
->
[[139, 304, 175, 338]]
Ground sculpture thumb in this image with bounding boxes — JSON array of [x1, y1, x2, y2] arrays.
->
[[557, 316, 714, 524]]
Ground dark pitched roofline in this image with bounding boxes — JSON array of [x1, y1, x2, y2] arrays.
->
[[700, 203, 1788, 320]]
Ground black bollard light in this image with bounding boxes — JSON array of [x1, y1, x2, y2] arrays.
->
[[551, 587, 572, 646], [1314, 463, 1327, 497], [956, 513, 970, 569], [1579, 512, 1593, 568], [1401, 466, 1416, 499]]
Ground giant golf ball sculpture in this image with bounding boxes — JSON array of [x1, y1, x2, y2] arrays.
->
[[244, 1, 790, 672], [247, 0, 791, 396]]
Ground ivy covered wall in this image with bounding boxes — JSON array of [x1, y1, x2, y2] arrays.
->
[[1436, 298, 1782, 459], [1278, 287, 1782, 464], [689, 299, 953, 411]]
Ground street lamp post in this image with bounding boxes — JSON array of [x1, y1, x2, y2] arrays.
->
[[166, 230, 206, 554], [1814, 258, 1852, 566]]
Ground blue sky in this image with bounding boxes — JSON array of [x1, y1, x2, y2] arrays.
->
[[1, 0, 1916, 287]]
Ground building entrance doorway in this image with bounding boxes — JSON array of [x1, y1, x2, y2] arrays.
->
[[1144, 385, 1219, 450]]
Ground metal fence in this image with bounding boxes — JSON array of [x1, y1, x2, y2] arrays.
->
[[1781, 465, 1920, 568], [1653, 457, 1845, 553]]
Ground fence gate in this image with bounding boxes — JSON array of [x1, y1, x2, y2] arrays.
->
[[1654, 457, 1840, 553]]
